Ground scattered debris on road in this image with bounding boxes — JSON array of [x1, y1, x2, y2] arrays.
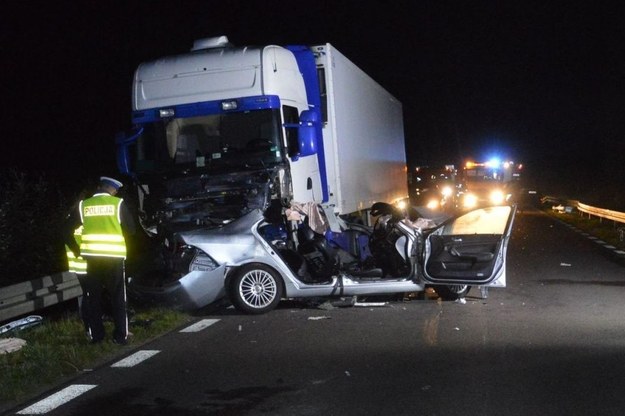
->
[[0, 315, 42, 335], [354, 302, 388, 307], [0, 338, 27, 354]]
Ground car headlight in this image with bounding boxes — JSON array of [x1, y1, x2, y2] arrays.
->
[[490, 190, 505, 205], [463, 193, 477, 209], [441, 186, 453, 197], [426, 199, 440, 210]]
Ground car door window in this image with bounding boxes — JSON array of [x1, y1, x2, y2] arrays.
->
[[423, 205, 516, 285], [442, 206, 512, 235]]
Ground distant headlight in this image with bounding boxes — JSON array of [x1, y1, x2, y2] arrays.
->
[[463, 193, 478, 209], [441, 186, 453, 197], [426, 199, 440, 210], [396, 200, 408, 210], [490, 190, 505, 205]]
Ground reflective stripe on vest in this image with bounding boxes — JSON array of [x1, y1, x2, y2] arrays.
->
[[80, 194, 127, 259], [66, 226, 87, 274], [66, 248, 88, 274]]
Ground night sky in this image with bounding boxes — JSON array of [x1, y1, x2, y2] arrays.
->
[[2, 1, 624, 207]]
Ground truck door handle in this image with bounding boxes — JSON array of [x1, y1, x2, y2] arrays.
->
[[307, 177, 313, 190]]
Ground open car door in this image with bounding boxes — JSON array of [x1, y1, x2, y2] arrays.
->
[[422, 205, 516, 287]]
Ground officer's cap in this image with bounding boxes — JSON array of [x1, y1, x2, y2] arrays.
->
[[100, 176, 123, 190]]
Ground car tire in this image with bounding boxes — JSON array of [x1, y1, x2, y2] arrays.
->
[[435, 284, 471, 300], [229, 263, 284, 314]]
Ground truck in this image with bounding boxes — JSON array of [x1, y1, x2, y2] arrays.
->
[[459, 158, 523, 209], [116, 36, 408, 308]]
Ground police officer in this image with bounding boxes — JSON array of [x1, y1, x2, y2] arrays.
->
[[65, 177, 135, 344]]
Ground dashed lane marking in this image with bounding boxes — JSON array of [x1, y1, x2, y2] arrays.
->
[[111, 350, 160, 368], [553, 218, 625, 258], [16, 320, 222, 413], [17, 384, 96, 414], [179, 318, 220, 333]]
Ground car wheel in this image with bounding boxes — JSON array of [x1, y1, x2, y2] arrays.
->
[[435, 284, 470, 300], [229, 264, 283, 314]]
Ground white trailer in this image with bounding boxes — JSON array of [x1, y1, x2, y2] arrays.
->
[[315, 44, 406, 215]]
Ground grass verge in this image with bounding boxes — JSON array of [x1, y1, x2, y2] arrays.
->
[[0, 305, 191, 407]]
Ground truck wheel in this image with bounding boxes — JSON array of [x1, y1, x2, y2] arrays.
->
[[435, 284, 470, 300], [229, 264, 283, 314]]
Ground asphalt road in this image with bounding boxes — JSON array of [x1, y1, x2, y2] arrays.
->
[[9, 209, 625, 416]]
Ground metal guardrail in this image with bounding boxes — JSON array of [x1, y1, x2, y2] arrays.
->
[[542, 196, 625, 223], [577, 202, 625, 224], [542, 195, 625, 244], [0, 271, 82, 323]]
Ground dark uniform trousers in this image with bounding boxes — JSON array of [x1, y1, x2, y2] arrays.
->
[[84, 257, 127, 343]]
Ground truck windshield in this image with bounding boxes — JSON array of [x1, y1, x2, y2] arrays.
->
[[464, 167, 503, 183], [134, 109, 283, 174]]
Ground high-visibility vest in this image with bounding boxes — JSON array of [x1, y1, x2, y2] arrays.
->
[[65, 226, 88, 274], [79, 193, 127, 259]]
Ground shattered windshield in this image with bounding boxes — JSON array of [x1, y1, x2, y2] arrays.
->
[[134, 109, 283, 174]]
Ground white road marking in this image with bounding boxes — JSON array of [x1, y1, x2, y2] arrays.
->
[[17, 384, 96, 414], [16, 318, 222, 413], [554, 218, 625, 256], [179, 319, 220, 333], [111, 350, 160, 368]]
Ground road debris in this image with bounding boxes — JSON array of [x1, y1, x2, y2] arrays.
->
[[560, 262, 572, 267], [308, 316, 331, 321], [0, 338, 27, 354], [0, 315, 42, 335], [354, 302, 388, 307], [552, 205, 574, 213]]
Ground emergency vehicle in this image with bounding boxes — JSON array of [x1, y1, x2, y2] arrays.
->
[[460, 158, 522, 209]]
